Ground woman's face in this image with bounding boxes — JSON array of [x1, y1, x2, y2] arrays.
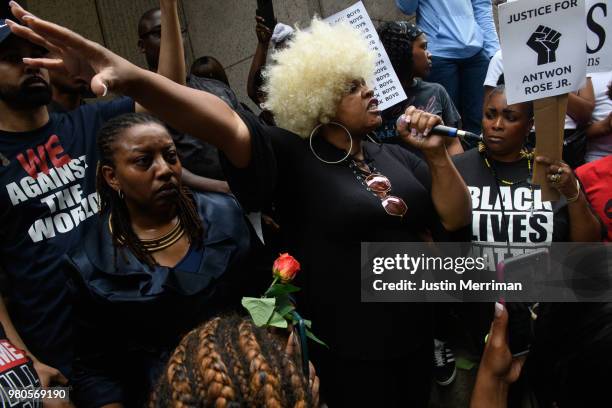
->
[[102, 123, 182, 212], [482, 92, 533, 158], [333, 78, 382, 136], [411, 34, 432, 79]]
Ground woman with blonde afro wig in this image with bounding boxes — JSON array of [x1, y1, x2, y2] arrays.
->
[[262, 19, 375, 138], [12, 5, 472, 406]]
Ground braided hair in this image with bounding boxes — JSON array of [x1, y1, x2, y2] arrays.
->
[[96, 112, 203, 268], [378, 21, 423, 84], [150, 314, 314, 408]]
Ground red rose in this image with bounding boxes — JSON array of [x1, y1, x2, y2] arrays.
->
[[273, 253, 300, 283]]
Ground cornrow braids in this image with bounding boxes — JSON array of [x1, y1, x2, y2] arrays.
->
[[96, 112, 204, 269], [378, 21, 421, 84], [150, 314, 315, 408]]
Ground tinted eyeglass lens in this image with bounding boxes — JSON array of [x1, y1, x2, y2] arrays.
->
[[382, 196, 408, 217], [365, 174, 391, 193]]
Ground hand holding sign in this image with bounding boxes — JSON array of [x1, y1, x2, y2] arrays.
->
[[527, 25, 562, 65]]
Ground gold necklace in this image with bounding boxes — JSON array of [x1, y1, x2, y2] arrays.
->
[[108, 215, 185, 252]]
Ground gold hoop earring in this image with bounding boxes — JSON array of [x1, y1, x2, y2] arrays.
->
[[118, 189, 124, 199], [309, 122, 353, 164]]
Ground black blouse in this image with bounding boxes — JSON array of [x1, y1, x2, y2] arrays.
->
[[222, 110, 445, 359]]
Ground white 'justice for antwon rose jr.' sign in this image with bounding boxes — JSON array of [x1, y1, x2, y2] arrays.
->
[[499, 0, 586, 104], [325, 2, 407, 111]]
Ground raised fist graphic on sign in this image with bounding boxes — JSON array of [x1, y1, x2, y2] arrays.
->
[[527, 25, 562, 65]]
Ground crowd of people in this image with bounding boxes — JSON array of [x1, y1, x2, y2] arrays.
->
[[0, 0, 610, 407]]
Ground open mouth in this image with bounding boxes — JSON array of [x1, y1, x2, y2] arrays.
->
[[367, 98, 380, 113]]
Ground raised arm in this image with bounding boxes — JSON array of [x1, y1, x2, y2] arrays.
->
[[247, 16, 272, 105], [566, 77, 595, 126], [158, 0, 185, 86], [134, 0, 186, 114], [398, 107, 472, 231], [7, 2, 253, 168]]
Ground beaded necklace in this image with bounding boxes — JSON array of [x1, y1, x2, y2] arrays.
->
[[478, 142, 536, 215]]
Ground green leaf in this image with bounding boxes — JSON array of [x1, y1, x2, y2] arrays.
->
[[267, 311, 289, 328], [265, 283, 301, 297], [241, 297, 275, 327], [290, 315, 312, 329], [276, 296, 295, 317], [305, 328, 327, 347]]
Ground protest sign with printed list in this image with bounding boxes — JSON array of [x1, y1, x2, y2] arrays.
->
[[499, 0, 586, 104], [325, 1, 407, 111], [586, 0, 611, 72]]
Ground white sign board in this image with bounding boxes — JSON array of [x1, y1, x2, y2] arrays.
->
[[586, 0, 611, 72], [499, 0, 586, 104], [325, 2, 407, 111]]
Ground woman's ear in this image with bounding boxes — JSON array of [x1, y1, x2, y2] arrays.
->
[[101, 165, 121, 193]]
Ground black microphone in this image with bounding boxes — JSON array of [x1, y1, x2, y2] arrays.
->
[[431, 125, 482, 144]]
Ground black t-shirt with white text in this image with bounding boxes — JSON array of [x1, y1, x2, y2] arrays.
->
[[0, 98, 134, 376], [453, 149, 569, 271]]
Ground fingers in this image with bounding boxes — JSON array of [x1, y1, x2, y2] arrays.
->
[[8, 1, 37, 24], [91, 73, 109, 97], [489, 302, 509, 350], [402, 106, 442, 136], [13, 13, 94, 56], [5, 19, 63, 55], [22, 57, 65, 70], [423, 113, 441, 137]]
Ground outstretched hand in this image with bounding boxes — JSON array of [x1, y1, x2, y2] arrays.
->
[[6, 0, 140, 97]]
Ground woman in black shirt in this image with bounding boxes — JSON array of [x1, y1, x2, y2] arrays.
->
[[12, 12, 472, 407]]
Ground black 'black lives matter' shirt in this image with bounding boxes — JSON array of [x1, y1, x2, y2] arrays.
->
[[0, 98, 134, 376], [453, 148, 569, 271]]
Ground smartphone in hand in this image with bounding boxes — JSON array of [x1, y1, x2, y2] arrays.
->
[[496, 249, 549, 356]]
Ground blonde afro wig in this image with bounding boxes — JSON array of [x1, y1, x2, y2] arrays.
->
[[262, 18, 376, 138]]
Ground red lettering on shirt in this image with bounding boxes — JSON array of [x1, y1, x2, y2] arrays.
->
[[15, 135, 72, 179], [0, 340, 28, 371]]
